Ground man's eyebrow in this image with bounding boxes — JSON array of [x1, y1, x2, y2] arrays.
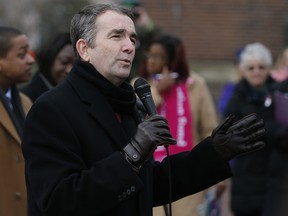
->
[[19, 44, 29, 52], [107, 28, 123, 37], [107, 28, 137, 40]]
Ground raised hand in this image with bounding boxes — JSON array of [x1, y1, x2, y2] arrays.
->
[[211, 113, 266, 161]]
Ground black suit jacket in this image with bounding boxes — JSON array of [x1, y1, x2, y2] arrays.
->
[[22, 63, 232, 216]]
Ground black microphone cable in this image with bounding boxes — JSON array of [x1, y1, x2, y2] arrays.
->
[[164, 145, 172, 216]]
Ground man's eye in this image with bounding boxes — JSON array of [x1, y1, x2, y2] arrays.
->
[[112, 34, 120, 38], [59, 60, 70, 65], [18, 53, 26, 59], [131, 38, 136, 45]]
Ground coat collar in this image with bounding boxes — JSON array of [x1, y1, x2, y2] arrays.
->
[[67, 66, 133, 150], [0, 102, 21, 144], [88, 93, 129, 149]]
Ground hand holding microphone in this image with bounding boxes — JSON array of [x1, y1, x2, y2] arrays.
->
[[123, 115, 176, 170], [122, 78, 176, 171]]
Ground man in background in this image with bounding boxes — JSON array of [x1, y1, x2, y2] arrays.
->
[[0, 26, 35, 216]]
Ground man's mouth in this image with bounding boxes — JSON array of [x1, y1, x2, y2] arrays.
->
[[120, 59, 131, 65]]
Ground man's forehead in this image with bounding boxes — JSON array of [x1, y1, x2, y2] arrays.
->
[[96, 10, 135, 32], [11, 35, 28, 50]]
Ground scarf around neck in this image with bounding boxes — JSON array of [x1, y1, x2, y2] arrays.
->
[[74, 60, 136, 114]]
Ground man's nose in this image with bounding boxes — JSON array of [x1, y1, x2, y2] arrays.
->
[[26, 52, 35, 64], [123, 39, 135, 53]]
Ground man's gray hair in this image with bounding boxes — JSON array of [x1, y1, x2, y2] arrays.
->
[[70, 3, 134, 60]]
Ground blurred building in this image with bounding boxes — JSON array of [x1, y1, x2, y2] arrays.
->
[[1, 0, 286, 61], [141, 0, 288, 61]]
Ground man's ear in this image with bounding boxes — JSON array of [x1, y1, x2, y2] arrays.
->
[[76, 39, 90, 62]]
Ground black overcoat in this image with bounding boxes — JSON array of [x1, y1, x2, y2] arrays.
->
[[224, 78, 288, 215], [22, 61, 232, 216]]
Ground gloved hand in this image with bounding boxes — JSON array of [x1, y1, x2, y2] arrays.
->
[[211, 113, 266, 161], [123, 114, 176, 170]]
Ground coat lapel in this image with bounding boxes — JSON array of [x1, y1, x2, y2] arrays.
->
[[0, 102, 20, 144], [67, 71, 129, 150], [88, 102, 128, 149]]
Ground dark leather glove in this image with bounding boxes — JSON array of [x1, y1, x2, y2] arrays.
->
[[211, 113, 266, 161], [123, 114, 176, 170]]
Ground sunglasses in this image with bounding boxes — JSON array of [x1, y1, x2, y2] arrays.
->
[[246, 65, 267, 71]]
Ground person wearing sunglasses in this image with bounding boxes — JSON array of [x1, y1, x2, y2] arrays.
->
[[224, 43, 288, 216]]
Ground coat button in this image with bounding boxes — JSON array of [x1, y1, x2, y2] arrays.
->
[[15, 155, 21, 163], [15, 192, 22, 200], [118, 195, 122, 201], [131, 186, 135, 192]]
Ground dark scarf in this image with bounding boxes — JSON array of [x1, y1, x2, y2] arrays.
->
[[73, 61, 140, 141], [236, 77, 275, 105], [75, 60, 136, 114]]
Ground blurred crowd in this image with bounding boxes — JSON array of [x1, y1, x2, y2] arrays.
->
[[1, 0, 288, 216]]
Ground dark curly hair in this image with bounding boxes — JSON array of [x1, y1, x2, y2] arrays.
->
[[138, 34, 190, 82]]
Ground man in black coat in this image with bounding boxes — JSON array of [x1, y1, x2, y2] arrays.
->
[[21, 4, 266, 216]]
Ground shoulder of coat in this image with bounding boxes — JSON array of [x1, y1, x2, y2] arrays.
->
[[186, 72, 206, 87], [19, 92, 32, 114]]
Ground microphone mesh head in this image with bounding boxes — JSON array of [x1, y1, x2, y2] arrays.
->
[[134, 78, 151, 98]]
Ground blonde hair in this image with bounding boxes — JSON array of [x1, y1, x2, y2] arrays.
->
[[274, 47, 288, 70]]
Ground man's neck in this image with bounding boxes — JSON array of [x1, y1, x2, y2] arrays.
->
[[0, 81, 11, 93]]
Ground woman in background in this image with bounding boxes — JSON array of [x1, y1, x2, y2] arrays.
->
[[21, 32, 74, 102], [224, 42, 288, 216], [134, 34, 221, 216], [271, 47, 288, 82]]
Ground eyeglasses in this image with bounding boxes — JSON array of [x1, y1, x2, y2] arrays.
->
[[246, 65, 267, 71], [144, 53, 166, 62], [152, 72, 179, 80]]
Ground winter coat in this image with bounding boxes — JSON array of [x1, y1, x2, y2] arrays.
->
[[22, 61, 232, 216], [0, 91, 32, 216], [224, 77, 288, 215]]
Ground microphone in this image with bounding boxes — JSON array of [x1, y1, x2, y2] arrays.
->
[[134, 78, 157, 116], [134, 79, 174, 215]]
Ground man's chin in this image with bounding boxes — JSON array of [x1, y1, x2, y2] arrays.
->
[[119, 69, 131, 79]]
